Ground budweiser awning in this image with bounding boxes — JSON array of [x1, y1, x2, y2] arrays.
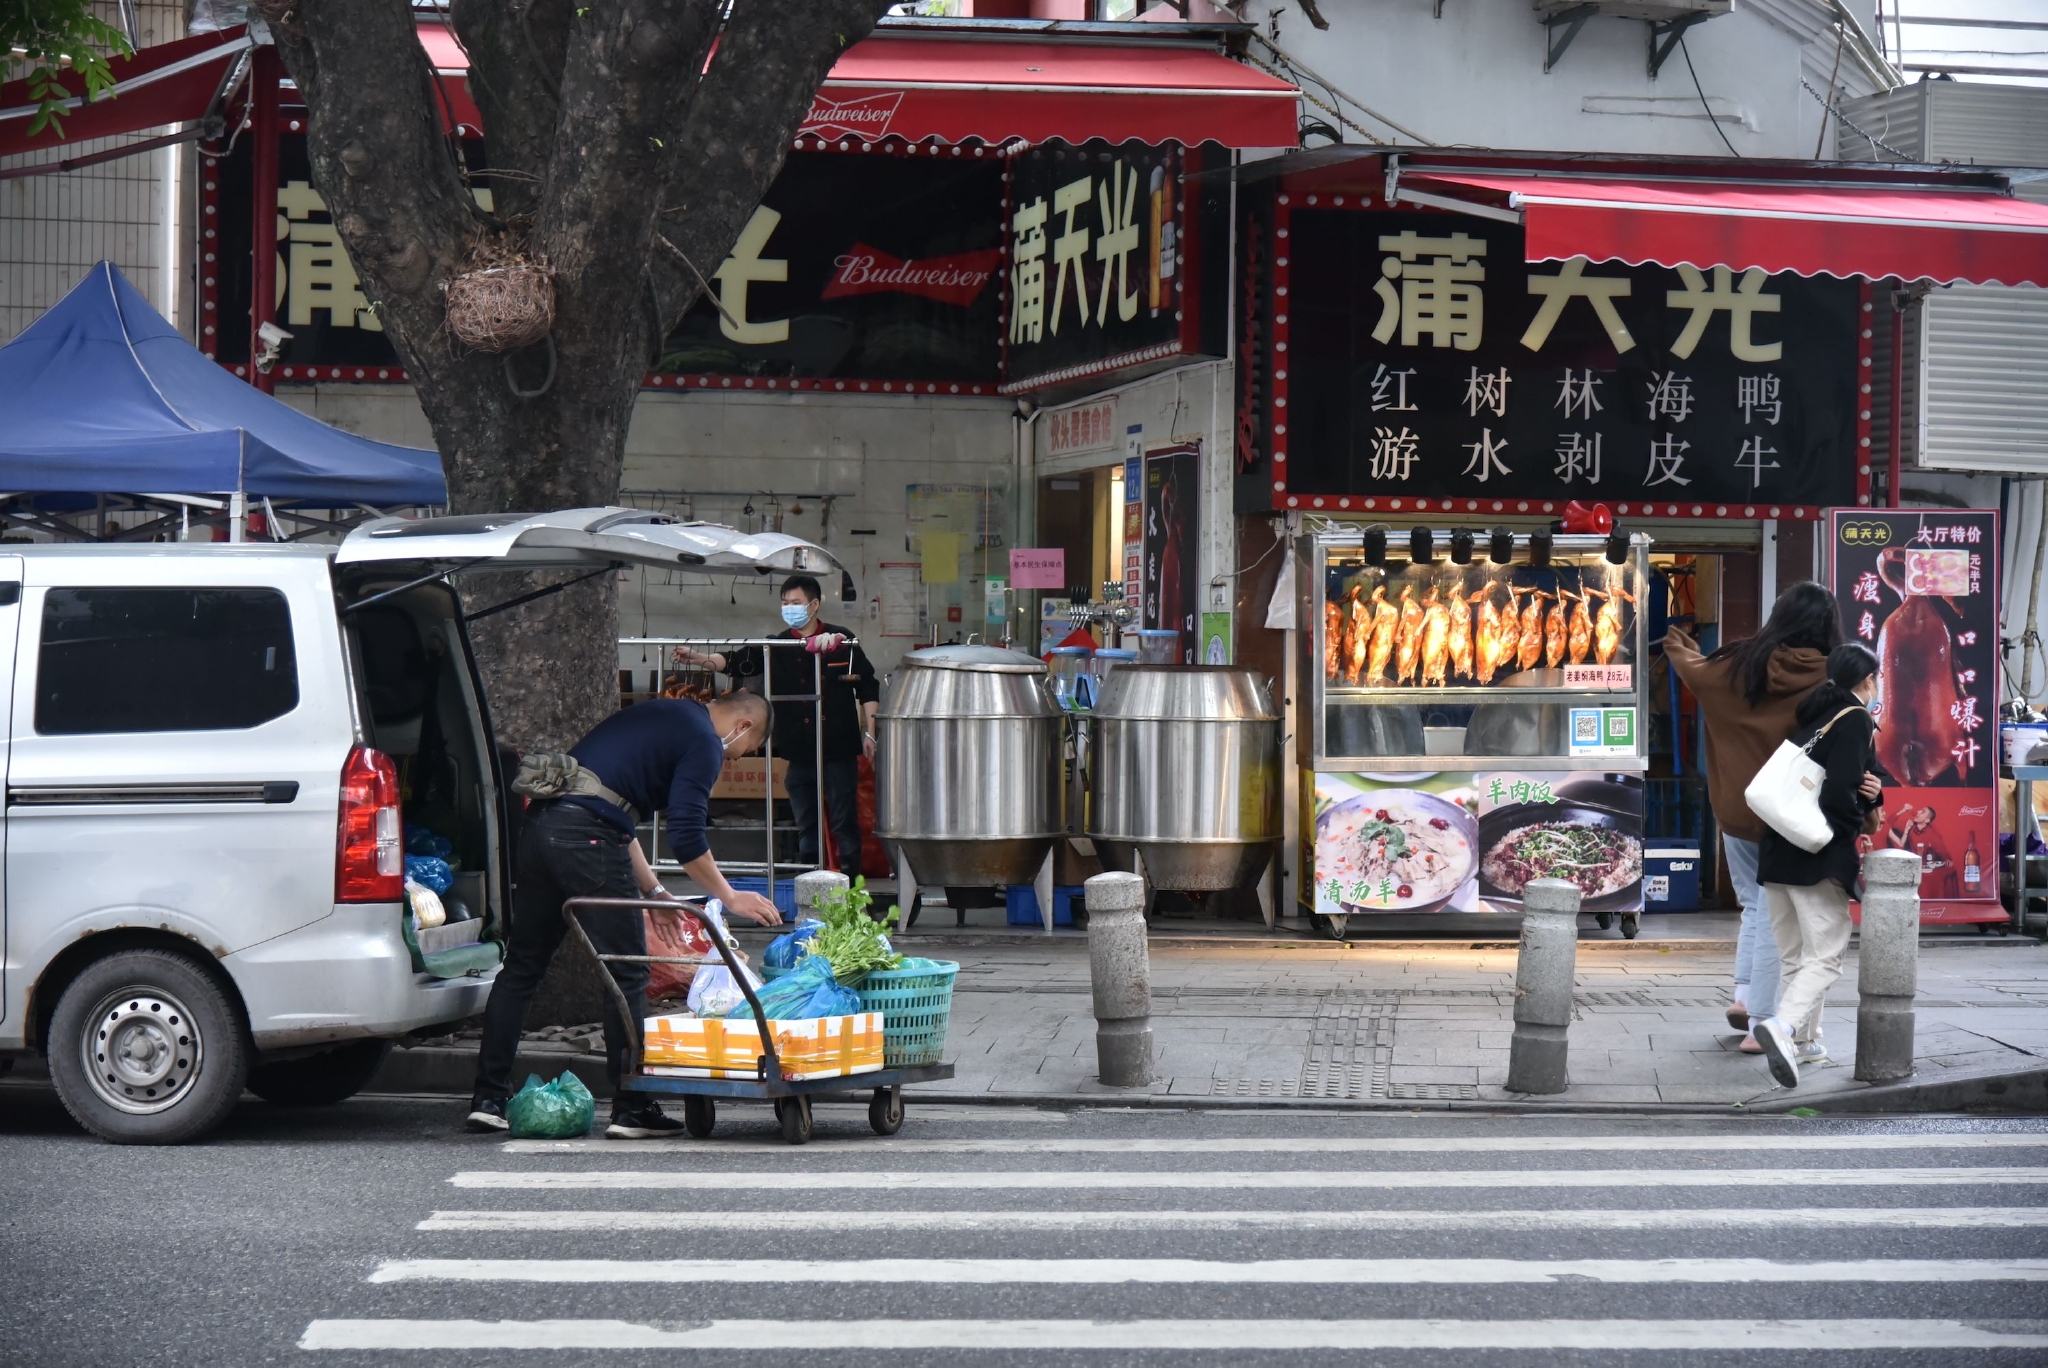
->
[[801, 36, 1298, 148], [413, 27, 1296, 149], [1395, 167, 2048, 289], [0, 29, 251, 159]]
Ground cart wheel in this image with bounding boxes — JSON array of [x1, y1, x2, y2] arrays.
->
[[1620, 914, 1640, 940], [682, 1095, 715, 1139], [1594, 912, 1614, 930], [868, 1086, 904, 1136], [775, 1096, 813, 1145]]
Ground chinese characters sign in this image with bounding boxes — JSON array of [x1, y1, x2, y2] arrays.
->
[[1277, 210, 1860, 510], [1004, 142, 1221, 391], [1829, 508, 2002, 921], [213, 140, 1004, 381]]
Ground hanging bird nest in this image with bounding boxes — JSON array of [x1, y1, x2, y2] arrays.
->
[[442, 242, 555, 355]]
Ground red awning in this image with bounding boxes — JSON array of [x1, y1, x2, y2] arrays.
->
[[0, 29, 250, 159], [1400, 170, 2048, 289], [411, 27, 1295, 149], [804, 36, 1298, 148]]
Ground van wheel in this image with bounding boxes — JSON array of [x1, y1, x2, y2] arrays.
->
[[48, 949, 249, 1145], [248, 1040, 393, 1106]]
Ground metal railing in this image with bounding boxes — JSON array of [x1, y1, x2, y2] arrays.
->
[[618, 634, 859, 905]]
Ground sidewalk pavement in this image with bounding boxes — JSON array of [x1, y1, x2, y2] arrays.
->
[[374, 914, 2048, 1114]]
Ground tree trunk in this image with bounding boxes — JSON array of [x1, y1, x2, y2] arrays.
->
[[270, 0, 890, 749]]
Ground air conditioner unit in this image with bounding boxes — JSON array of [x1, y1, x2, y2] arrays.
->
[[1534, 1, 1730, 20]]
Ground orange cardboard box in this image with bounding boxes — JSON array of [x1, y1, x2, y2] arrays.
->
[[642, 1011, 883, 1081]]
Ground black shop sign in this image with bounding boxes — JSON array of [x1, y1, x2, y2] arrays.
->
[[1274, 210, 1861, 510], [211, 140, 1005, 381], [1002, 141, 1224, 391]]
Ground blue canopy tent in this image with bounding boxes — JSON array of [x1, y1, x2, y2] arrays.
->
[[0, 263, 446, 524]]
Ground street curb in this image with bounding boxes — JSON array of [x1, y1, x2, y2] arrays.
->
[[362, 1046, 2047, 1115]]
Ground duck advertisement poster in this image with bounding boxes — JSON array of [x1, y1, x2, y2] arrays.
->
[[1828, 509, 2002, 924]]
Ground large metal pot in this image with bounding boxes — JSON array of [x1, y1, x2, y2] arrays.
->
[[874, 644, 1063, 887], [1088, 665, 1281, 891]]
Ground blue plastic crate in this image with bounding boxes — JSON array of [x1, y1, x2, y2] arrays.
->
[[728, 877, 800, 921], [1005, 884, 1082, 927], [1643, 846, 1702, 913]]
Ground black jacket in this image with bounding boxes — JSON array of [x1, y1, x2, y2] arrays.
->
[[1757, 705, 1885, 892], [725, 624, 879, 764]]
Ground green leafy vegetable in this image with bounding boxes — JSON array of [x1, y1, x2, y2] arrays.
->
[[803, 876, 902, 985]]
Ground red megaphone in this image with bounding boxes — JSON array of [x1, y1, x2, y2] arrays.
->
[[1561, 500, 1614, 535]]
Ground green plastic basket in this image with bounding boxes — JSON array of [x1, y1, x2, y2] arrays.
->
[[856, 959, 958, 1067]]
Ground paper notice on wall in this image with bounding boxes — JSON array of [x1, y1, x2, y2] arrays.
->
[[906, 483, 1000, 553], [879, 562, 927, 638], [920, 530, 961, 585], [1010, 547, 1065, 590]]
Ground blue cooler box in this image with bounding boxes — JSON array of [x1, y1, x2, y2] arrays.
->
[[1642, 846, 1702, 912], [1006, 884, 1082, 926]]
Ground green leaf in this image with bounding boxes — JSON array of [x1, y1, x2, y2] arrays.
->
[[1788, 1106, 1821, 1118]]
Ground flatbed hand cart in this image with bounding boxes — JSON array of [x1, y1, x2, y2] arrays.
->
[[562, 895, 954, 1144]]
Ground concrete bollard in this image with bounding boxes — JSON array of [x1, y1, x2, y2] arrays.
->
[[793, 869, 849, 921], [1505, 878, 1582, 1095], [1085, 872, 1153, 1087], [1856, 849, 1922, 1084]]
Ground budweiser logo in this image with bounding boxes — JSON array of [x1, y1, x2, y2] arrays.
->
[[801, 91, 903, 138], [820, 244, 1001, 308]]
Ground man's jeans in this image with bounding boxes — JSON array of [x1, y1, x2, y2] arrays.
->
[[1724, 834, 1781, 1022], [785, 757, 863, 877], [473, 801, 644, 1104]]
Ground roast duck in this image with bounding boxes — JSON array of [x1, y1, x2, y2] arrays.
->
[[1326, 573, 1628, 685], [1872, 548, 1967, 784]]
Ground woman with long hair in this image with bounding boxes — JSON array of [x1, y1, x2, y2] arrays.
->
[[1752, 643, 1889, 1088], [1665, 582, 1837, 1052]]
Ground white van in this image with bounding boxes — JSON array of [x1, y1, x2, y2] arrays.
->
[[0, 509, 837, 1143]]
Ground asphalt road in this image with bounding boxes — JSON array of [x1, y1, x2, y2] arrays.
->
[[2, 1081, 2047, 1365]]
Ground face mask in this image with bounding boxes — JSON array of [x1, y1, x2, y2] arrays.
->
[[718, 723, 748, 752], [781, 602, 812, 629]]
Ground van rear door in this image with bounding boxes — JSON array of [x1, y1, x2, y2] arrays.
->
[[334, 508, 843, 579]]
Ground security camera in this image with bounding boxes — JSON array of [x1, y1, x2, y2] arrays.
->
[[255, 320, 294, 374]]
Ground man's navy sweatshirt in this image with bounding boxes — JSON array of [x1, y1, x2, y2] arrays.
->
[[564, 698, 724, 863]]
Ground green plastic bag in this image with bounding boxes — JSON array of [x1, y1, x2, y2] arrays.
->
[[505, 1071, 596, 1139]]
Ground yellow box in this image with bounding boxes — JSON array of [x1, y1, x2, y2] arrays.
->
[[642, 1012, 884, 1081]]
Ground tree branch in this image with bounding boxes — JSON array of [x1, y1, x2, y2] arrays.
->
[[451, 0, 567, 224]]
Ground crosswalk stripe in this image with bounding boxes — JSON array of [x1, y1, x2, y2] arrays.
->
[[500, 1131, 2048, 1157], [415, 1206, 2048, 1233], [364, 1256, 2048, 1285], [300, 1317, 2048, 1351], [449, 1165, 2048, 1191]]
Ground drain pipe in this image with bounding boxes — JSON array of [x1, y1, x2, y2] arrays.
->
[[1887, 289, 1905, 506]]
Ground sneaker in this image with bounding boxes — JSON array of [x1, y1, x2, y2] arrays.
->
[[606, 1102, 686, 1139], [1753, 1017, 1800, 1089], [1796, 1040, 1830, 1067], [465, 1096, 509, 1132]]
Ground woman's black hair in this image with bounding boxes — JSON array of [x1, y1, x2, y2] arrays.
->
[[1708, 580, 1844, 706], [1795, 642, 1881, 728]]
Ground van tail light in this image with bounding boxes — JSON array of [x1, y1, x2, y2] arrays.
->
[[336, 744, 404, 903]]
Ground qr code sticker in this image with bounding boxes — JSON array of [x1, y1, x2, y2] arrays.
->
[[1573, 713, 1599, 743]]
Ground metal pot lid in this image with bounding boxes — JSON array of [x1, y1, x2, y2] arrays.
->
[[1092, 664, 1281, 721], [900, 644, 1047, 674]]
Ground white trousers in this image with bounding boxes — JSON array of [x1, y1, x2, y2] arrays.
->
[[1764, 880, 1854, 1045]]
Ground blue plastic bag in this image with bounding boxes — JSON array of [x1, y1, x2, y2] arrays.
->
[[505, 1071, 595, 1139], [764, 920, 824, 970], [725, 955, 860, 1020], [406, 823, 454, 860], [405, 854, 453, 894]]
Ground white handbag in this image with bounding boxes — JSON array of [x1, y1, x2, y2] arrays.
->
[[1744, 707, 1863, 853]]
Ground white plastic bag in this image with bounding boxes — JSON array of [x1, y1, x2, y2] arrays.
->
[[687, 961, 762, 1018], [407, 879, 446, 929]]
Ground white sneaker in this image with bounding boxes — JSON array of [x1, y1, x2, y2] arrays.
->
[[1753, 1017, 1800, 1088], [1796, 1040, 1829, 1067]]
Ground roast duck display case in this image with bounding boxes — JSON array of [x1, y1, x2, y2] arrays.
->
[[1303, 527, 1652, 937]]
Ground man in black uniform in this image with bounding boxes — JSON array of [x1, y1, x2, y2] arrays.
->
[[467, 690, 782, 1139], [679, 575, 878, 877]]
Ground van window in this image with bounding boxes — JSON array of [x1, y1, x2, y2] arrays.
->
[[36, 587, 299, 734]]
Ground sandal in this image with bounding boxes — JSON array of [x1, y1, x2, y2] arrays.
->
[[1726, 1003, 1750, 1032], [1738, 1033, 1764, 1054]]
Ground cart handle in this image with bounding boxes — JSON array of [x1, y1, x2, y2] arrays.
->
[[559, 895, 785, 1083]]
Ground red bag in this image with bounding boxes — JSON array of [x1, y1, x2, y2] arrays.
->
[[856, 754, 890, 879], [644, 907, 713, 1002]]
